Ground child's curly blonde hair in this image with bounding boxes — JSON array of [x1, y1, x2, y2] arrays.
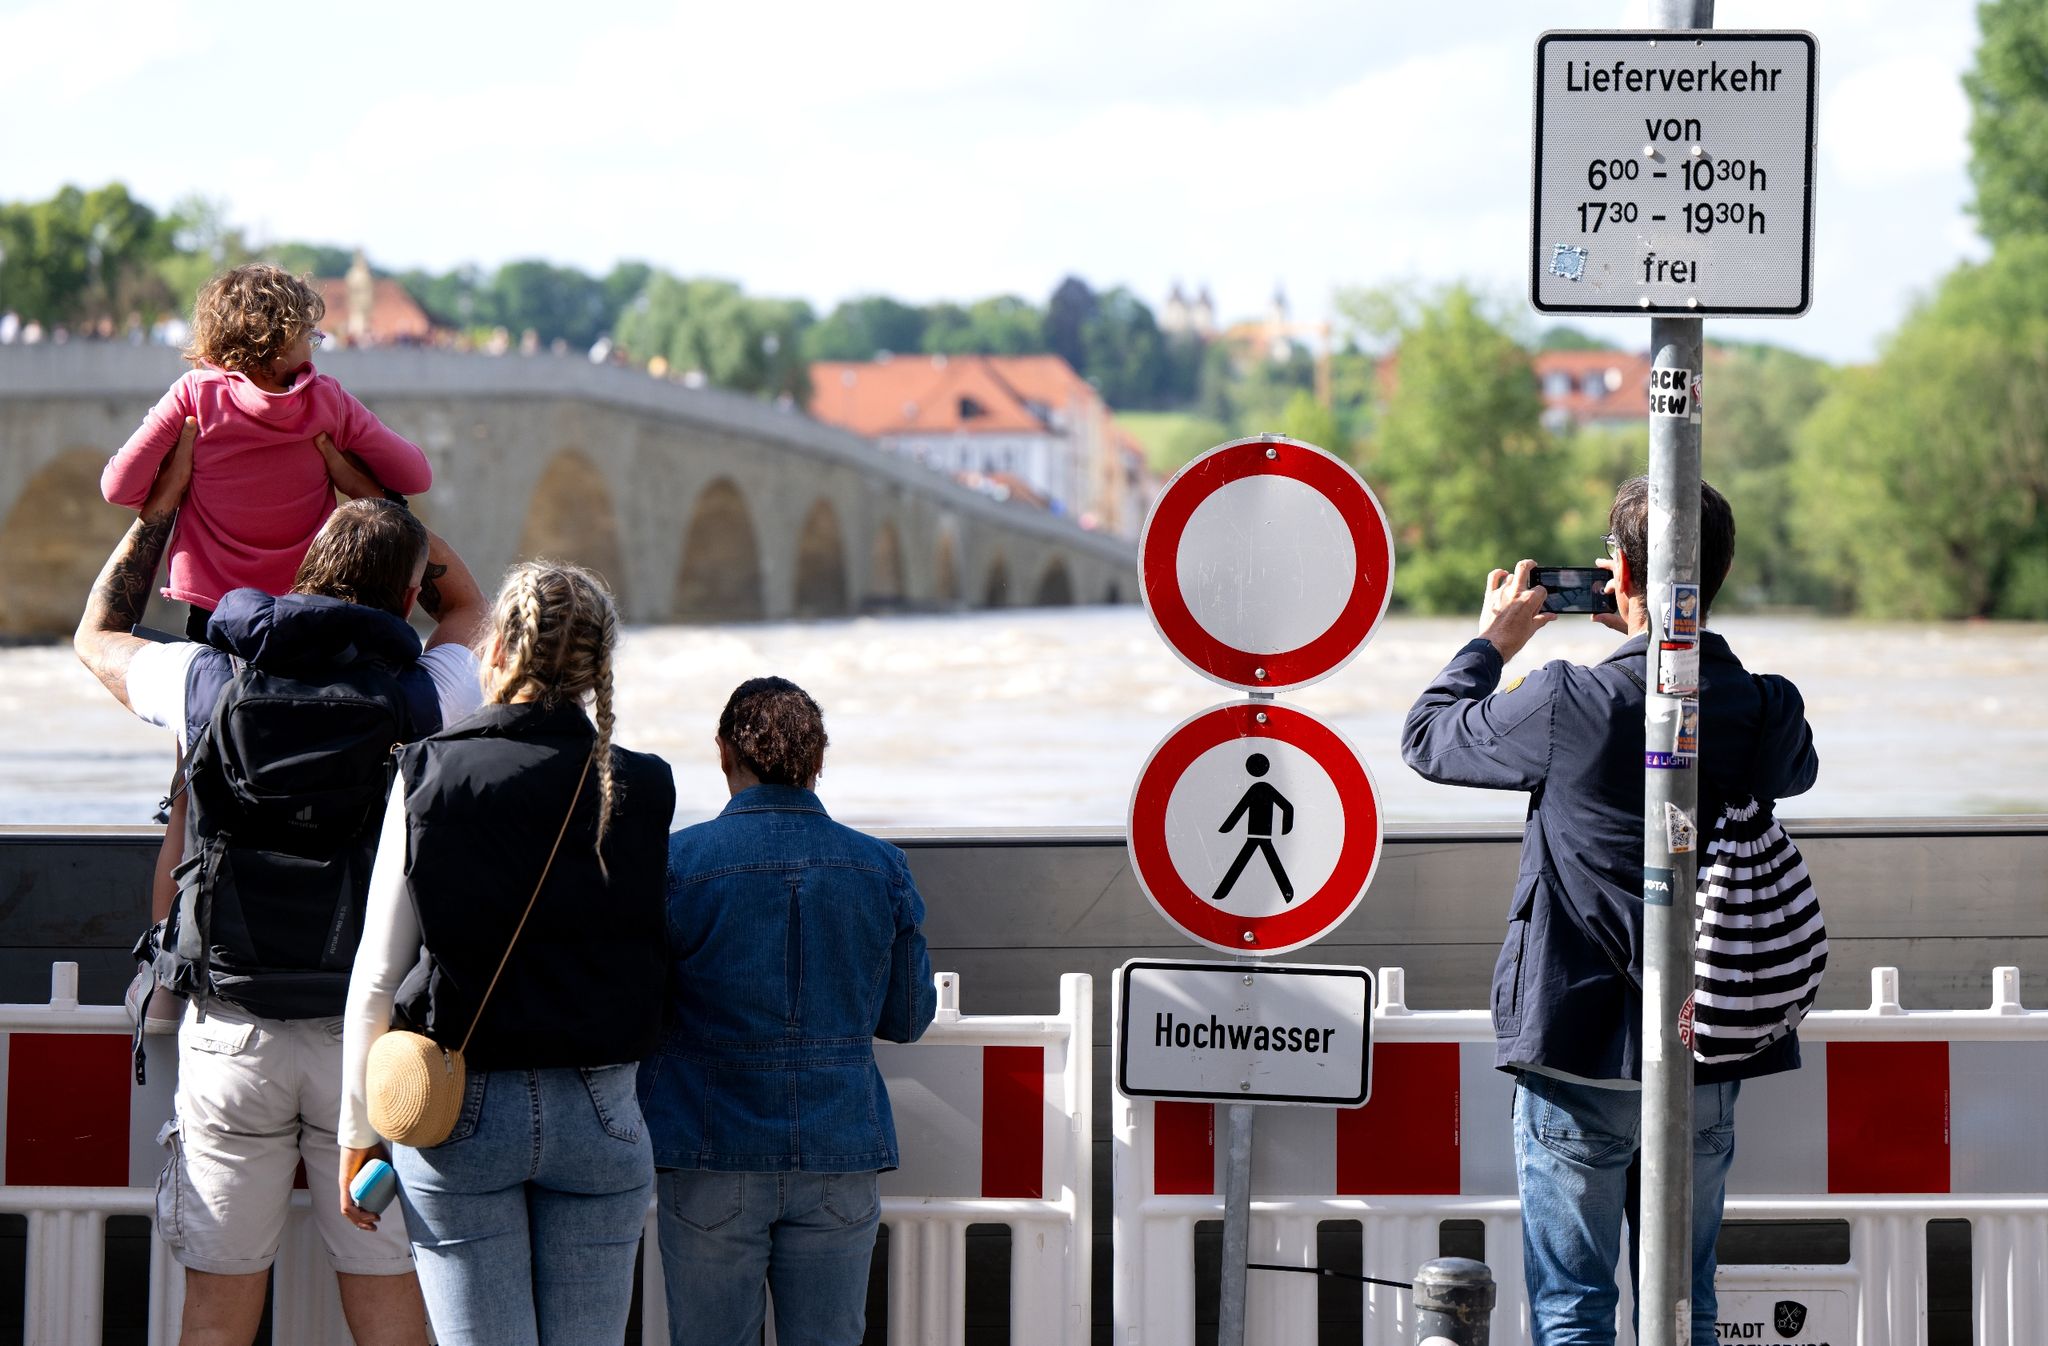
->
[[184, 264, 325, 375]]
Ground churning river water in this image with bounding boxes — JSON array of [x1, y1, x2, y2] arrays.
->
[[3, 609, 2044, 830]]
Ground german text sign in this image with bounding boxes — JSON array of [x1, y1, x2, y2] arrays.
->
[[1141, 435, 1394, 693], [1531, 31, 1817, 316], [1128, 701, 1382, 956], [1116, 959, 1372, 1106]]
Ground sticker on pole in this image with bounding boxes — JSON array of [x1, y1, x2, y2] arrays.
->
[[1128, 701, 1382, 955], [1116, 959, 1372, 1107], [1140, 435, 1394, 693]]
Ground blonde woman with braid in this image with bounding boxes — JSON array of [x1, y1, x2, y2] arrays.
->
[[337, 562, 675, 1346]]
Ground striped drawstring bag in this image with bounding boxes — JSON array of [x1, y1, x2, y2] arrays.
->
[[1688, 796, 1828, 1065]]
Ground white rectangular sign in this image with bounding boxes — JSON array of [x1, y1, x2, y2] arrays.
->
[[1531, 31, 1817, 316], [1115, 958, 1371, 1106]]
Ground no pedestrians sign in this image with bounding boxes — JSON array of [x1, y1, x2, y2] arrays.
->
[[1126, 701, 1382, 957]]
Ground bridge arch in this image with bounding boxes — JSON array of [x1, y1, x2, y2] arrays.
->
[[1034, 558, 1075, 607], [0, 450, 137, 638], [933, 530, 962, 607], [866, 519, 906, 611], [673, 478, 765, 622], [517, 450, 628, 607], [982, 554, 1011, 609], [793, 500, 850, 618]]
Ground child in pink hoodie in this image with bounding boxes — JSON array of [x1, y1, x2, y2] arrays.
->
[[102, 264, 433, 637]]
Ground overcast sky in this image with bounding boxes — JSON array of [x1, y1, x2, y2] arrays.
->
[[0, 0, 1980, 363]]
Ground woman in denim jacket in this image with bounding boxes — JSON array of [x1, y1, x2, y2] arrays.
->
[[640, 677, 937, 1346]]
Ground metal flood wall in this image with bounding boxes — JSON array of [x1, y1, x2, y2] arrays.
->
[[1, 821, 2044, 1018]]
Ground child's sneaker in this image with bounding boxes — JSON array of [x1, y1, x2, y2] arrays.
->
[[123, 966, 184, 1035]]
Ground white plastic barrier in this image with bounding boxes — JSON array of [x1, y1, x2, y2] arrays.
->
[[1112, 964, 2048, 1345], [0, 965, 1091, 1346], [637, 970, 1094, 1346]]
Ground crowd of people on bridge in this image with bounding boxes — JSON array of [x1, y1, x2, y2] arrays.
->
[[66, 262, 1820, 1346], [71, 263, 936, 1346]]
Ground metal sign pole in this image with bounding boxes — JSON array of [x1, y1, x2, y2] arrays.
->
[[1216, 1099, 1256, 1346], [1642, 7, 1712, 1346], [1216, 679, 1280, 1346]]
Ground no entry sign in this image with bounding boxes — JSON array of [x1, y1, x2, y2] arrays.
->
[[1127, 701, 1382, 956], [1141, 435, 1394, 693]]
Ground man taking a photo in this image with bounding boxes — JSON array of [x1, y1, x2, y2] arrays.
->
[[1400, 477, 1819, 1346]]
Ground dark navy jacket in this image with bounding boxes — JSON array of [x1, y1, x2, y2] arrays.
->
[[1401, 632, 1818, 1083], [638, 785, 937, 1172], [182, 588, 440, 754]]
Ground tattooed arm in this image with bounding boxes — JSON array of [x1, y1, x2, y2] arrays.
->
[[75, 418, 196, 711], [419, 526, 485, 652]]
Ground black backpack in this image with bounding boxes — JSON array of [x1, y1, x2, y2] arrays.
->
[[158, 657, 421, 1020]]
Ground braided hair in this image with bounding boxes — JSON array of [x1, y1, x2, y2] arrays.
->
[[484, 562, 622, 855]]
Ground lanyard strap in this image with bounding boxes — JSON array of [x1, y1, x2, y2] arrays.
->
[[456, 748, 595, 1056]]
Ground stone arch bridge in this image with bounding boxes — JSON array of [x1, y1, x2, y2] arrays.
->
[[0, 347, 1137, 638]]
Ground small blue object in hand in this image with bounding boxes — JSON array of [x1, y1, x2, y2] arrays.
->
[[349, 1158, 398, 1214]]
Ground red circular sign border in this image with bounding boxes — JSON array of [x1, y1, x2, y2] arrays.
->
[[1127, 701, 1383, 955], [1140, 435, 1395, 693]]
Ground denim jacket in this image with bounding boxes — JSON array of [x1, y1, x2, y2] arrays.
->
[[638, 785, 937, 1172]]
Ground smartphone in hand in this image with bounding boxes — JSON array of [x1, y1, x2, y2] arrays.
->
[[1532, 567, 1618, 615], [349, 1158, 398, 1214]]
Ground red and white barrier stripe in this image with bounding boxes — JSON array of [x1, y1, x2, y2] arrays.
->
[[638, 970, 1095, 1346], [1114, 964, 2048, 1346], [0, 965, 1093, 1346]]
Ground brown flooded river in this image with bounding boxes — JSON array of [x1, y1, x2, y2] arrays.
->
[[4, 610, 2044, 829]]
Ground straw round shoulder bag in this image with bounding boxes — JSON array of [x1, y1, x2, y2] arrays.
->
[[368, 750, 593, 1147]]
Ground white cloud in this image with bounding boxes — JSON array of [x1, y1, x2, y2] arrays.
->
[[1823, 56, 1971, 187], [0, 0, 1994, 362]]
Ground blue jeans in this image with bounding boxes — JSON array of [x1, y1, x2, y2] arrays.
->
[[1513, 1072, 1739, 1346], [392, 1064, 654, 1346], [655, 1168, 881, 1346]]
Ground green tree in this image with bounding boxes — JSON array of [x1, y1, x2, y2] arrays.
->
[[155, 196, 253, 313], [614, 274, 814, 403], [1278, 389, 1341, 456], [1705, 344, 1836, 608], [802, 294, 927, 360], [1345, 283, 1565, 612], [1965, 0, 2048, 244], [601, 261, 652, 317], [1045, 275, 1097, 375], [923, 295, 1043, 355], [1794, 238, 2048, 618], [0, 183, 164, 325], [397, 264, 488, 331], [1538, 325, 1619, 351], [263, 242, 355, 279], [490, 260, 611, 347], [1080, 286, 1168, 407]]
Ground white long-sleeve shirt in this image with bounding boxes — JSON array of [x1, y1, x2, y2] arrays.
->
[[339, 786, 425, 1150]]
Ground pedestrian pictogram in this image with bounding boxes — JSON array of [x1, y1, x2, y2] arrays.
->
[[1128, 701, 1382, 956], [1141, 435, 1394, 693], [1212, 754, 1295, 904]]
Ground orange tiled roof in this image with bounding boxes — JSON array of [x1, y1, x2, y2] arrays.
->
[[1532, 349, 1652, 423], [810, 354, 1094, 437], [314, 278, 434, 344]]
